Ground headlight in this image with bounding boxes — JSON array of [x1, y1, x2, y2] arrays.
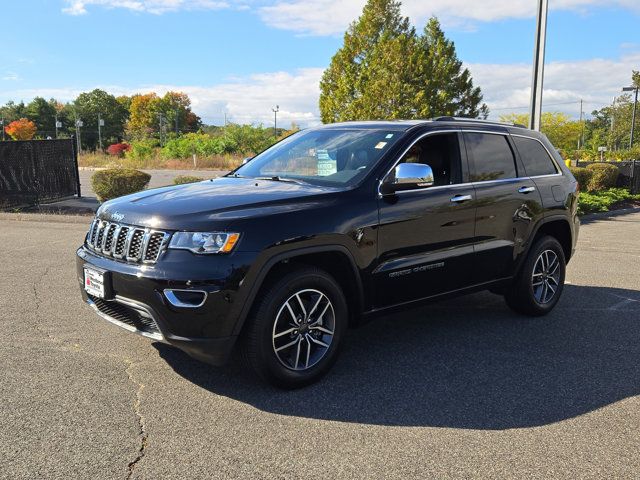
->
[[169, 232, 240, 254]]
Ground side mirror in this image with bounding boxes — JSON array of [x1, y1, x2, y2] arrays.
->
[[381, 163, 434, 195]]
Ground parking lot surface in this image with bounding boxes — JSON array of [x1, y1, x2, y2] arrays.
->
[[1, 212, 639, 479]]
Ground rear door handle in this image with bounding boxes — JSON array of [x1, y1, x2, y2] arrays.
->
[[450, 194, 472, 203], [518, 186, 536, 194]]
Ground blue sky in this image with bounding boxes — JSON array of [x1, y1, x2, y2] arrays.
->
[[1, 0, 639, 126]]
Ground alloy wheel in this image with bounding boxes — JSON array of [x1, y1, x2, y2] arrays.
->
[[531, 249, 561, 304], [272, 289, 335, 371]]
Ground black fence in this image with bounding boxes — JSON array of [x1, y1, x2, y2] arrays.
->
[[0, 138, 80, 209], [576, 160, 640, 194]]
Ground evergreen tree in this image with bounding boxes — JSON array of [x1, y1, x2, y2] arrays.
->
[[319, 0, 487, 122]]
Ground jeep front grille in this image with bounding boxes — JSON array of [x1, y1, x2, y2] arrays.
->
[[85, 218, 171, 264]]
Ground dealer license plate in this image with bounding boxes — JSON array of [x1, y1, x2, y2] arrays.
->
[[84, 267, 105, 298]]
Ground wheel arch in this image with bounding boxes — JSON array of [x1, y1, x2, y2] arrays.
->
[[232, 246, 365, 336], [532, 216, 573, 262]]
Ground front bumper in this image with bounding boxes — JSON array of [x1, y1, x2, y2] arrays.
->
[[76, 246, 255, 366]]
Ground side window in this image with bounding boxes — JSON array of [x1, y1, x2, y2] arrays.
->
[[464, 133, 517, 182], [513, 136, 558, 177], [396, 133, 462, 186]]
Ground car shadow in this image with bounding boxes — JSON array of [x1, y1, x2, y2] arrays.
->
[[154, 284, 640, 430]]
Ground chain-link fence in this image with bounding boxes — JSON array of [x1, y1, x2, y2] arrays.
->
[[0, 138, 80, 209]]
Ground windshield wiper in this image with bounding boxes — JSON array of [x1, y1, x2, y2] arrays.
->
[[254, 176, 307, 185]]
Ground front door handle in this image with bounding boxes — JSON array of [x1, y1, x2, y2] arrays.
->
[[450, 194, 472, 203], [518, 186, 536, 194]]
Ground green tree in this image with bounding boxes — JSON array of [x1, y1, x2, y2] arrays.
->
[[413, 18, 487, 119], [319, 0, 487, 122], [158, 92, 202, 134], [0, 100, 27, 124], [74, 89, 129, 150], [25, 97, 57, 137], [500, 112, 582, 156]]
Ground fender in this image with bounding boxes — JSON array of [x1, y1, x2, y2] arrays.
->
[[230, 244, 365, 336], [513, 214, 573, 275]]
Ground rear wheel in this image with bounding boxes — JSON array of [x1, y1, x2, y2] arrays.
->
[[505, 235, 566, 316], [241, 266, 347, 389]]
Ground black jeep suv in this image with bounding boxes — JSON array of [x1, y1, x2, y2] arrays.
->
[[77, 118, 579, 388]]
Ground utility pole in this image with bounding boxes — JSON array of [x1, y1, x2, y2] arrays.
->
[[0, 118, 4, 141], [55, 114, 59, 139], [175, 109, 179, 134], [75, 118, 83, 153], [529, 0, 548, 131], [272, 105, 279, 138], [578, 99, 584, 149], [98, 113, 104, 150], [610, 97, 617, 151], [623, 85, 639, 148]]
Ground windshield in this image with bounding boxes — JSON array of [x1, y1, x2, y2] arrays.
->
[[231, 128, 402, 186]]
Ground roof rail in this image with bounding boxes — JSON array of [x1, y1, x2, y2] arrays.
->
[[432, 116, 527, 129]]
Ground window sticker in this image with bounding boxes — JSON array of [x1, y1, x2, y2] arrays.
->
[[375, 142, 388, 149], [385, 134, 394, 139], [317, 149, 337, 176]]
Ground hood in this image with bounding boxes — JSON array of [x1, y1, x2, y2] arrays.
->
[[97, 177, 340, 231]]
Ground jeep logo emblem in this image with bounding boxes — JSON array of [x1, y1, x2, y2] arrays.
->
[[111, 211, 125, 222]]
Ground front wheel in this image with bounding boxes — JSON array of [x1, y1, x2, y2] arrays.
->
[[505, 236, 566, 316], [241, 267, 347, 389]]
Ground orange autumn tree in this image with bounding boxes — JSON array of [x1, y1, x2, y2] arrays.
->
[[5, 118, 37, 140]]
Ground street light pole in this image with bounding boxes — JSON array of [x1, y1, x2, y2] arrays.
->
[[623, 86, 639, 148], [75, 119, 83, 153], [529, 0, 548, 131], [272, 105, 279, 138], [98, 113, 103, 151]]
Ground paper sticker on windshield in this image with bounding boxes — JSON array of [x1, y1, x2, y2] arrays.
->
[[385, 134, 394, 139], [375, 142, 388, 149], [317, 149, 337, 176]]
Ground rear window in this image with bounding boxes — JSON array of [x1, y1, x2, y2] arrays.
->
[[514, 136, 558, 177], [464, 133, 517, 182]]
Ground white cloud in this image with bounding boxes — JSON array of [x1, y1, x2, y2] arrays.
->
[[470, 52, 640, 119], [62, 0, 229, 15], [0, 69, 323, 127], [1, 53, 637, 125], [2, 72, 20, 81], [259, 0, 640, 35]]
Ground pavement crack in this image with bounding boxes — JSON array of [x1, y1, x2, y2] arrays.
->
[[124, 359, 148, 480], [31, 265, 56, 341]]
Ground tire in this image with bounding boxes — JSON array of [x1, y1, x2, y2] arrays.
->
[[240, 266, 348, 389], [505, 235, 566, 316]]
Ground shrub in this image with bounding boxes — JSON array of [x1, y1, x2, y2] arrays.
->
[[577, 188, 639, 215], [161, 133, 238, 159], [585, 163, 619, 191], [106, 143, 131, 157], [569, 167, 592, 190], [126, 139, 158, 164], [91, 168, 151, 202], [173, 175, 203, 185]]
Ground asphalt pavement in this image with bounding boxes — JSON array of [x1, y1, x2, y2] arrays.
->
[[1, 212, 639, 479]]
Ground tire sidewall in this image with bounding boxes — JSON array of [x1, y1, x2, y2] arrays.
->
[[253, 269, 347, 387], [523, 236, 566, 314]]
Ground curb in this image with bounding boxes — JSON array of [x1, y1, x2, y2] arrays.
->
[[580, 206, 640, 222]]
